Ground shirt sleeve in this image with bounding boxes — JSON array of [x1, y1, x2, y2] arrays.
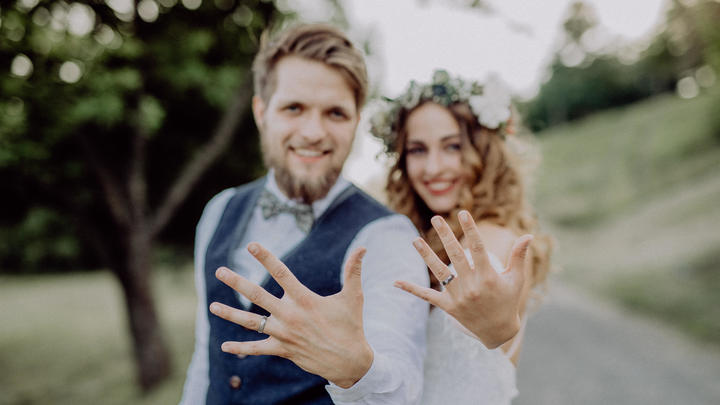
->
[[179, 189, 236, 405], [326, 214, 430, 405]]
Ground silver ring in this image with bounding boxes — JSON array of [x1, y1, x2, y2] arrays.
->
[[440, 274, 455, 287], [257, 315, 268, 334]]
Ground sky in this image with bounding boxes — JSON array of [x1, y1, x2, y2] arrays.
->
[[293, 0, 671, 188]]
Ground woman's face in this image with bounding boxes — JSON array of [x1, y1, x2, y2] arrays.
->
[[404, 102, 467, 215]]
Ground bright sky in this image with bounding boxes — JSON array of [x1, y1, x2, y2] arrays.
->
[[288, 0, 669, 188]]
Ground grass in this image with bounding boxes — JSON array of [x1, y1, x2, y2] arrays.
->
[[534, 86, 720, 345], [536, 87, 720, 226], [606, 250, 720, 343], [0, 267, 196, 405]]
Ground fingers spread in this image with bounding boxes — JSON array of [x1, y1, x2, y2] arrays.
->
[[394, 280, 445, 308], [210, 302, 276, 335], [432, 216, 471, 278], [412, 238, 454, 289], [248, 243, 307, 298], [458, 210, 492, 277], [342, 247, 366, 297], [216, 267, 280, 313]]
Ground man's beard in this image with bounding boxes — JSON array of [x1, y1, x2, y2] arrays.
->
[[273, 164, 341, 203], [261, 137, 342, 204]]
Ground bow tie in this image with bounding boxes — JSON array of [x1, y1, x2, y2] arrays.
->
[[257, 190, 314, 233]]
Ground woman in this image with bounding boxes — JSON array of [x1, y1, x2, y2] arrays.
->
[[370, 70, 552, 404]]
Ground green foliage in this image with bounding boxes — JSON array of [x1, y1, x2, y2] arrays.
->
[[522, 0, 720, 132], [0, 0, 283, 272], [0, 207, 81, 271]]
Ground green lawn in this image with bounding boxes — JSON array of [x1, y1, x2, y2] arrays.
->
[[0, 268, 196, 405], [534, 86, 720, 344]]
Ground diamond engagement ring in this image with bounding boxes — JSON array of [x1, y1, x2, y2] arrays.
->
[[257, 315, 268, 334], [440, 274, 455, 287]]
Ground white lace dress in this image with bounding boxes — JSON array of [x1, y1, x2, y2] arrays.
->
[[420, 252, 523, 405]]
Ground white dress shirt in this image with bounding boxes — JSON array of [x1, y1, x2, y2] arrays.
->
[[180, 172, 429, 404]]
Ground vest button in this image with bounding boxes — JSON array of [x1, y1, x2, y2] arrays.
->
[[229, 375, 242, 389]]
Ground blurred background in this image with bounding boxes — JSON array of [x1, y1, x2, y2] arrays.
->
[[1, 0, 719, 403]]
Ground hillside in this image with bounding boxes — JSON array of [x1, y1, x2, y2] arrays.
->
[[535, 87, 720, 343]]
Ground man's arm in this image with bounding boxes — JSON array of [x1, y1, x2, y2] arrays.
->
[[326, 214, 429, 404], [179, 189, 235, 405]]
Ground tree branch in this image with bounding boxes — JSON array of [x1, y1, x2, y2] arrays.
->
[[79, 134, 132, 228], [149, 79, 253, 238]]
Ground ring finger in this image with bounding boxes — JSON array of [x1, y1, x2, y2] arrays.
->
[[412, 237, 457, 291], [210, 302, 276, 336]]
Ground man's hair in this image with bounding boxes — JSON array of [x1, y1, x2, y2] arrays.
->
[[252, 23, 368, 108]]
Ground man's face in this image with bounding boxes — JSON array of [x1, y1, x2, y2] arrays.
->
[[253, 56, 359, 203]]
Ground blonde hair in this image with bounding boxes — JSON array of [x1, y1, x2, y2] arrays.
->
[[386, 101, 553, 290], [252, 23, 368, 108]]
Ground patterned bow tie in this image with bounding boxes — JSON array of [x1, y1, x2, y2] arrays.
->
[[257, 190, 314, 233]]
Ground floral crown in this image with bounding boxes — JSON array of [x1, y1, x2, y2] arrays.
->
[[369, 69, 513, 154]]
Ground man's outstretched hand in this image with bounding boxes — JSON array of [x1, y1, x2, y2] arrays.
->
[[209, 242, 373, 388]]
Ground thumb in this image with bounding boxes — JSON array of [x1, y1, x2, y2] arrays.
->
[[342, 247, 367, 299]]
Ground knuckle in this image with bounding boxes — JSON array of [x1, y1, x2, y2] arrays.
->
[[273, 265, 289, 280], [448, 249, 465, 262], [247, 288, 263, 304]]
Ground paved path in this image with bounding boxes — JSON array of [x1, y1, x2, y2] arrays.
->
[[514, 281, 720, 405]]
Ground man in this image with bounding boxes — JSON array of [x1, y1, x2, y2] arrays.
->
[[180, 24, 430, 404]]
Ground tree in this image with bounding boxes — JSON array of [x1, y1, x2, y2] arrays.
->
[[1, 0, 283, 390], [521, 0, 720, 132]]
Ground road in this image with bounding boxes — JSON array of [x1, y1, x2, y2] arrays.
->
[[515, 281, 720, 405]]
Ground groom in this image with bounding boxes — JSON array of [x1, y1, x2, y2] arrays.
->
[[179, 24, 430, 404], [180, 23, 524, 405]]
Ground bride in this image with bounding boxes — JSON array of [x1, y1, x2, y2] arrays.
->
[[370, 70, 553, 404]]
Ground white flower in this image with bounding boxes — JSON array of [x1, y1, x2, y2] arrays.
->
[[468, 74, 512, 129]]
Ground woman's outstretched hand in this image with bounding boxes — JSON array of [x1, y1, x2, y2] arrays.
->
[[394, 210, 532, 349], [209, 243, 373, 388]]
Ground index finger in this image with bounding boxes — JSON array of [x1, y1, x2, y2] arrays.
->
[[247, 242, 309, 298]]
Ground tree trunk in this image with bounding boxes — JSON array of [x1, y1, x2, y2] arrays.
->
[[112, 226, 171, 391]]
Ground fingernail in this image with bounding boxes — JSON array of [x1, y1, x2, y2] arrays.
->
[[459, 210, 470, 222], [210, 302, 220, 313], [216, 267, 227, 279], [393, 281, 403, 289], [431, 216, 442, 226], [221, 342, 230, 352], [412, 238, 423, 249], [247, 243, 258, 254]]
